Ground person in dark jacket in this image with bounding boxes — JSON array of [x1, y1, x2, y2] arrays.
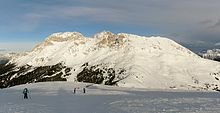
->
[[23, 88, 29, 99], [73, 88, 76, 94], [83, 88, 86, 93]]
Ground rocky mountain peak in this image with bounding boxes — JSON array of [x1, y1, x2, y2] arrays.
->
[[93, 31, 128, 48], [47, 32, 84, 42], [93, 31, 115, 39], [32, 32, 86, 52]]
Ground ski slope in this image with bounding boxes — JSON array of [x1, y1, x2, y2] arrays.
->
[[1, 82, 220, 113]]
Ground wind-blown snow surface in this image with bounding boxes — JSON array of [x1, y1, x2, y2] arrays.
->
[[1, 82, 220, 113], [10, 31, 220, 90]]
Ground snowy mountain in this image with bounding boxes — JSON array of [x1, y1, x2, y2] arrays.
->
[[199, 49, 220, 62], [1, 31, 220, 91]]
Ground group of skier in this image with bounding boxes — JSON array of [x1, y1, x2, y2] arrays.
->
[[73, 87, 86, 94], [22, 87, 86, 99]]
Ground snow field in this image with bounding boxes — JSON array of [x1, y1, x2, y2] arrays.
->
[[1, 82, 220, 113]]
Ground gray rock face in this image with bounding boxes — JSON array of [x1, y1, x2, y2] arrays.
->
[[0, 63, 71, 88], [77, 63, 127, 85], [0, 62, 128, 88]]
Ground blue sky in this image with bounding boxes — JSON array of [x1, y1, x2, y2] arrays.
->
[[0, 0, 220, 52]]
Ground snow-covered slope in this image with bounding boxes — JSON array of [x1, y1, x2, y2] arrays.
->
[[1, 81, 220, 113], [3, 31, 220, 90], [12, 32, 198, 66]]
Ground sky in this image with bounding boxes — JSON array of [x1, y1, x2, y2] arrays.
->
[[0, 0, 220, 52]]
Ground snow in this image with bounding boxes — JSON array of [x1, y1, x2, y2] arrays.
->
[[0, 82, 220, 113], [9, 31, 220, 90]]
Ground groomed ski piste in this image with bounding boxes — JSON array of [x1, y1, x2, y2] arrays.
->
[[1, 81, 220, 113]]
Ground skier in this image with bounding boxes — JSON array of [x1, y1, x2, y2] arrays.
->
[[23, 88, 29, 99], [83, 88, 86, 93], [73, 88, 76, 94]]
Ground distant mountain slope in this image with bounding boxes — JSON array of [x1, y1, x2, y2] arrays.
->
[[199, 49, 220, 62], [1, 31, 220, 91], [0, 51, 28, 63]]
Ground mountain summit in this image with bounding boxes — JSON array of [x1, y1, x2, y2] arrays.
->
[[1, 31, 220, 90]]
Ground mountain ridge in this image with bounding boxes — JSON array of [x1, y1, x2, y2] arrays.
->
[[1, 31, 220, 91]]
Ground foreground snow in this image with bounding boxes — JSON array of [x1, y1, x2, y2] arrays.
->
[[0, 82, 220, 113]]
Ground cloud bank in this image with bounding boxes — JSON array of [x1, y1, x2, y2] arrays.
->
[[0, 0, 220, 52]]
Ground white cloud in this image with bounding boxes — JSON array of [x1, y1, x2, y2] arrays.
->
[[0, 42, 38, 52], [6, 0, 220, 34], [215, 42, 220, 46], [1, 0, 220, 51], [24, 6, 126, 24]]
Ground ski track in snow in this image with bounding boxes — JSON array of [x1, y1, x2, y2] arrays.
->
[[0, 82, 220, 113]]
